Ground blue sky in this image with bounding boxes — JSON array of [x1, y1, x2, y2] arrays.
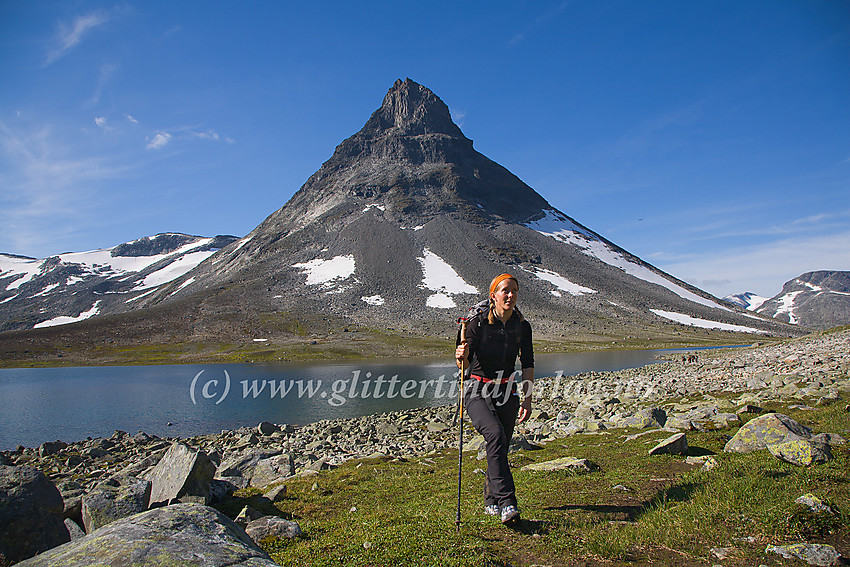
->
[[1, 1, 848, 298]]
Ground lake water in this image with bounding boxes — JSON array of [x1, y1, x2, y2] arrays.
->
[[0, 349, 686, 450]]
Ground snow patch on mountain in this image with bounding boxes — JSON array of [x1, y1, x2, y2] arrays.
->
[[361, 295, 385, 306], [137, 250, 217, 290], [417, 248, 478, 309], [774, 291, 803, 325], [293, 255, 356, 287], [58, 238, 214, 276], [34, 301, 102, 329], [0, 256, 45, 291], [528, 210, 729, 311], [723, 291, 770, 311], [650, 309, 767, 334], [521, 266, 596, 297]]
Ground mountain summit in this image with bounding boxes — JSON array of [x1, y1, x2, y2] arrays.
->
[[365, 78, 466, 137], [1, 79, 800, 350], [269, 78, 550, 231]]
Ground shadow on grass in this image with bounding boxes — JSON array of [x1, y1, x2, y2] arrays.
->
[[685, 446, 716, 457], [503, 518, 550, 535], [543, 481, 705, 523], [544, 503, 645, 522]]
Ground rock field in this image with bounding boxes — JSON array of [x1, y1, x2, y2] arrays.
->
[[1, 329, 848, 565]]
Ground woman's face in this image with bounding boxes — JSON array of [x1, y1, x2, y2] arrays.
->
[[491, 278, 518, 313]]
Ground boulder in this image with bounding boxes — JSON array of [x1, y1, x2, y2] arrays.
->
[[795, 493, 836, 515], [765, 543, 840, 566], [0, 465, 69, 563], [767, 439, 832, 467], [257, 421, 279, 436], [64, 518, 85, 541], [621, 407, 667, 429], [263, 484, 288, 503], [522, 457, 598, 474], [664, 415, 695, 430], [245, 516, 303, 542], [38, 440, 67, 457], [649, 433, 689, 456], [15, 503, 281, 567], [81, 474, 152, 533], [216, 450, 276, 488], [724, 413, 812, 453], [146, 442, 216, 507], [250, 454, 295, 488]]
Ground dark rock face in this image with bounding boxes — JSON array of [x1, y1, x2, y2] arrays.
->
[[15, 503, 280, 567], [146, 442, 216, 506], [0, 465, 69, 563], [81, 474, 152, 533], [275, 78, 550, 231], [757, 271, 850, 329]]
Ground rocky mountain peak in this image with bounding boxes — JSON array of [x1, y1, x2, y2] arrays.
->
[[362, 78, 466, 139]]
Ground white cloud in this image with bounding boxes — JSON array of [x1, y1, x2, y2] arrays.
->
[[46, 11, 109, 65], [659, 231, 850, 298], [146, 132, 171, 150], [125, 114, 138, 124], [94, 117, 107, 128], [0, 119, 131, 255], [144, 128, 233, 150], [192, 130, 220, 141]]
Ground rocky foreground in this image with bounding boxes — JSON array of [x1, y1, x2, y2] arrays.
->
[[1, 329, 848, 565]]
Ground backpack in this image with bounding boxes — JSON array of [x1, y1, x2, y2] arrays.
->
[[456, 299, 524, 346]]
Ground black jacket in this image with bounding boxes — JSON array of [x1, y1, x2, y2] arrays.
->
[[460, 309, 533, 381]]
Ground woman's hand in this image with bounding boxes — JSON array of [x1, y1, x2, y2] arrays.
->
[[455, 343, 469, 368], [517, 396, 532, 424]]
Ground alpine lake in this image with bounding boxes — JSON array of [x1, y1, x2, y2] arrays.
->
[[0, 348, 716, 450]]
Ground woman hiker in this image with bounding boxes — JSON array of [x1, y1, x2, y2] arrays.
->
[[455, 273, 534, 525]]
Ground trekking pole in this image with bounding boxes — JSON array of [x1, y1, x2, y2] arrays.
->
[[455, 317, 468, 532]]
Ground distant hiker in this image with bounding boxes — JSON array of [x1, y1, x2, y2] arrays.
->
[[455, 273, 534, 525]]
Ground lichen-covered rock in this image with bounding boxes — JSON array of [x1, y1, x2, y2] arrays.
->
[[16, 503, 282, 567], [245, 516, 303, 542], [795, 493, 836, 515], [146, 442, 215, 506], [768, 439, 832, 466], [766, 543, 840, 566], [522, 457, 598, 473], [81, 474, 151, 532], [621, 407, 667, 429], [0, 465, 69, 563], [724, 413, 812, 453]]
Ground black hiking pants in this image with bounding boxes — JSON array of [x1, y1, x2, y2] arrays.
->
[[464, 378, 520, 509]]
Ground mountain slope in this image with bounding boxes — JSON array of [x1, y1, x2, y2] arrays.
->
[[755, 271, 850, 329], [0, 234, 236, 331], [132, 78, 796, 340], [1, 79, 801, 356]]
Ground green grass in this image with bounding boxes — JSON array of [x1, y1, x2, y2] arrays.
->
[[214, 396, 849, 566]]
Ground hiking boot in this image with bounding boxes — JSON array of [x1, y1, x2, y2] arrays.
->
[[500, 505, 520, 524], [483, 504, 499, 516]]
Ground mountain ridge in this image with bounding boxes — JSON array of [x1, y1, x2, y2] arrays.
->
[[750, 270, 850, 329], [0, 79, 803, 362]]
